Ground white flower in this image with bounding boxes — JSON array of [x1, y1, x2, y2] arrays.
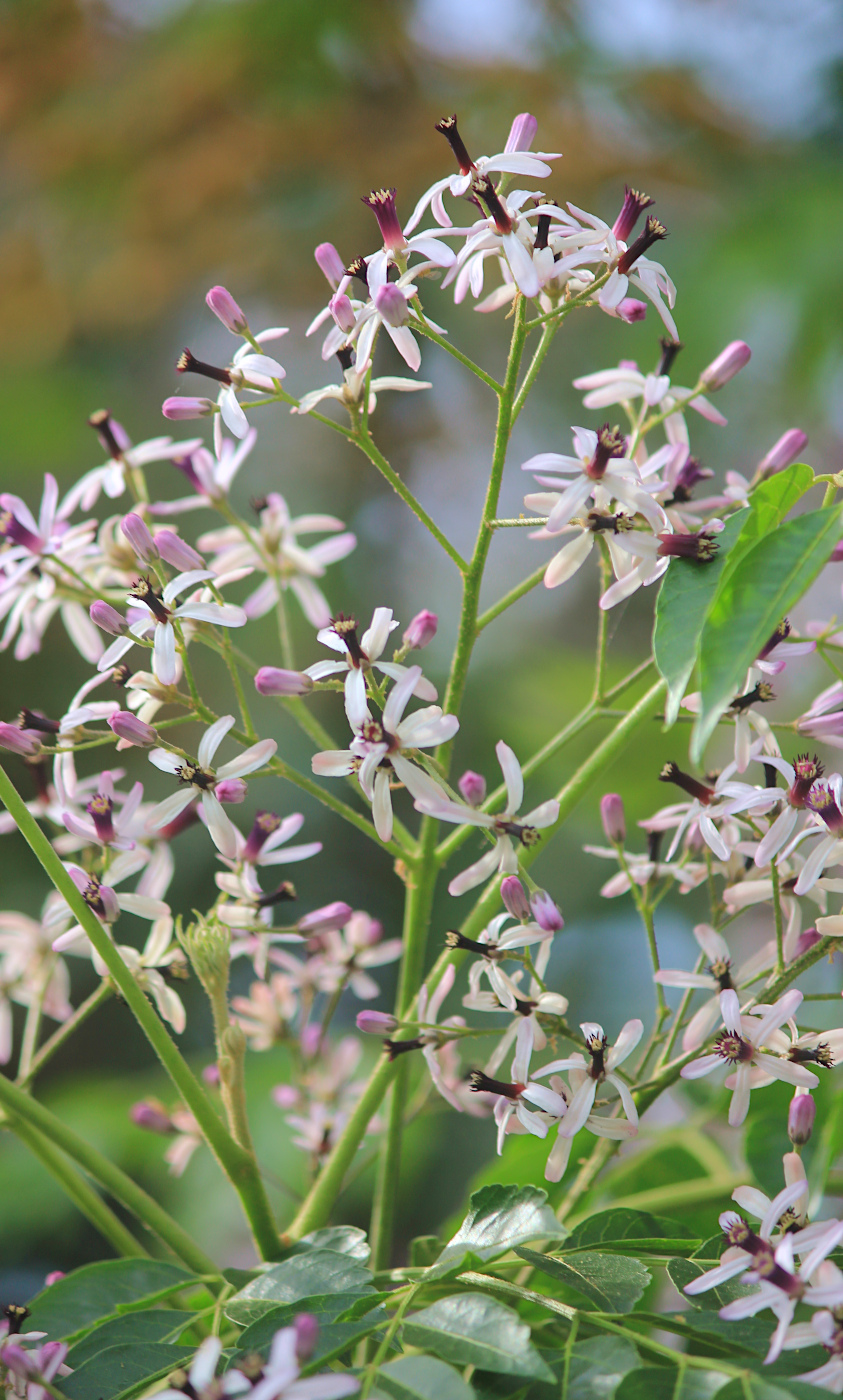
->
[[62, 412, 203, 512], [59, 770, 146, 852], [93, 917, 187, 1033], [0, 894, 73, 1062], [98, 569, 247, 686], [654, 923, 776, 1053], [179, 329, 288, 440], [573, 361, 727, 444], [309, 911, 403, 1000], [295, 356, 432, 418], [680, 989, 819, 1126], [146, 715, 277, 858], [583, 842, 707, 898], [657, 753, 778, 862], [455, 912, 556, 1012], [151, 425, 259, 515], [415, 741, 559, 896], [522, 425, 667, 536], [306, 607, 436, 708], [524, 504, 669, 607], [718, 1229, 843, 1365], [470, 1019, 568, 1155], [51, 849, 171, 951]]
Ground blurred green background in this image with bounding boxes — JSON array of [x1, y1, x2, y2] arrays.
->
[[2, 0, 843, 1291]]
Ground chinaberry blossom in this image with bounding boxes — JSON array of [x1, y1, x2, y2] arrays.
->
[[522, 425, 667, 536], [532, 1018, 643, 1180], [168, 327, 288, 439], [95, 569, 246, 686], [469, 1019, 568, 1154], [447, 912, 555, 1013], [295, 350, 432, 418], [151, 426, 259, 515], [52, 850, 171, 951], [574, 348, 728, 445], [654, 922, 776, 1053], [306, 607, 436, 708], [657, 754, 777, 861]]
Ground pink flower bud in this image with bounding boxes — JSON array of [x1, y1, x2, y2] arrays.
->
[[273, 1083, 299, 1108], [45, 1271, 65, 1286], [315, 242, 346, 288], [757, 428, 809, 477], [530, 889, 564, 932], [615, 298, 647, 323], [206, 285, 248, 334], [121, 512, 158, 562], [255, 666, 314, 697], [162, 396, 216, 421], [375, 283, 410, 328], [0, 723, 41, 757], [793, 927, 823, 960], [108, 711, 157, 747], [600, 793, 626, 844], [130, 1100, 173, 1134], [330, 292, 356, 334], [90, 600, 128, 635], [403, 610, 438, 650], [294, 1313, 320, 1362], [505, 113, 538, 152], [202, 1063, 221, 1085], [298, 901, 353, 934], [500, 875, 530, 921], [700, 340, 751, 391], [215, 778, 247, 804], [788, 1090, 815, 1146], [458, 770, 486, 807], [357, 1010, 398, 1034], [154, 530, 204, 571], [300, 1023, 321, 1057]]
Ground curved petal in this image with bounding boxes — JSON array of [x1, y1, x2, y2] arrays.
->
[[198, 714, 236, 768], [495, 741, 523, 814]]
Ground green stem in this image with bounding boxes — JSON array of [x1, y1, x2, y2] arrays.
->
[[18, 981, 112, 1087], [511, 320, 558, 423], [353, 429, 467, 573], [0, 760, 282, 1261], [771, 857, 785, 974], [476, 564, 547, 631], [411, 319, 503, 394], [0, 1072, 217, 1274]]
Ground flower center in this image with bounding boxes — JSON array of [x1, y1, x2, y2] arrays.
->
[[709, 958, 734, 992], [330, 614, 366, 666], [177, 761, 216, 791], [130, 577, 170, 624], [585, 425, 625, 480], [714, 1030, 753, 1065]]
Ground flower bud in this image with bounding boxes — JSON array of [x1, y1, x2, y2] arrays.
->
[[273, 1083, 299, 1108], [500, 875, 530, 922], [700, 340, 751, 391], [505, 113, 537, 152], [530, 889, 564, 932], [330, 292, 356, 334], [357, 1010, 398, 1034], [108, 711, 157, 747], [793, 927, 823, 960], [757, 428, 809, 477], [121, 513, 158, 562], [403, 610, 438, 650], [300, 1023, 321, 1058], [206, 285, 248, 334], [45, 1272, 65, 1286], [0, 723, 41, 757], [315, 242, 346, 288], [294, 1313, 320, 1362], [130, 1100, 173, 1134], [788, 1090, 815, 1147], [615, 298, 647, 323], [375, 283, 410, 328], [458, 770, 486, 807], [298, 901, 353, 934], [255, 666, 314, 697], [215, 778, 247, 804], [90, 600, 128, 636], [162, 396, 216, 421], [600, 793, 626, 845], [154, 530, 204, 572]]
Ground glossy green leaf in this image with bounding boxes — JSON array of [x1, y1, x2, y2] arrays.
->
[[233, 1291, 387, 1365], [289, 1225, 370, 1260], [26, 1260, 198, 1340], [377, 1355, 476, 1400], [402, 1293, 554, 1381], [717, 464, 816, 592], [565, 1335, 640, 1400], [653, 511, 746, 726], [427, 1184, 566, 1278], [692, 505, 843, 761], [662, 1309, 827, 1375], [714, 1379, 821, 1400], [668, 1257, 755, 1312], [561, 1208, 695, 1253], [514, 1248, 649, 1313], [58, 1342, 195, 1399], [65, 1310, 197, 1366], [616, 1367, 731, 1400], [224, 1249, 374, 1326]]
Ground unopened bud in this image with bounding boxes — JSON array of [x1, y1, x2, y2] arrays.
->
[[529, 889, 564, 932], [500, 875, 530, 921], [788, 1090, 815, 1147], [403, 610, 438, 650], [90, 600, 128, 636], [273, 1083, 299, 1108], [330, 292, 356, 334], [130, 1100, 173, 1135], [505, 113, 538, 153], [700, 340, 751, 391], [108, 711, 157, 747], [162, 396, 216, 422], [215, 778, 247, 804], [0, 723, 41, 757], [44, 1272, 65, 1286], [375, 283, 410, 328], [294, 1313, 320, 1362], [121, 513, 158, 562], [600, 793, 626, 844], [757, 428, 809, 477], [206, 285, 248, 334], [298, 901, 353, 935], [458, 770, 486, 807], [315, 242, 346, 288], [255, 666, 314, 697], [615, 298, 647, 323], [154, 530, 204, 571], [793, 927, 822, 960], [357, 1010, 398, 1034]]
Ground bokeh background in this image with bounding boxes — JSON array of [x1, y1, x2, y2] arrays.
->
[[2, 0, 843, 1294]]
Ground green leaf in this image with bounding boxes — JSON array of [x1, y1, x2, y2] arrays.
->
[[402, 1293, 554, 1381], [714, 1379, 821, 1400], [427, 1185, 566, 1278], [565, 1335, 640, 1400], [692, 504, 843, 761], [65, 1310, 197, 1366], [664, 1310, 827, 1376], [717, 464, 816, 591], [224, 1249, 374, 1326], [667, 1258, 755, 1312], [289, 1225, 370, 1260], [57, 1342, 195, 1399], [654, 511, 746, 726], [561, 1209, 695, 1253], [616, 1367, 731, 1400], [410, 1236, 443, 1269], [514, 1248, 649, 1313], [377, 1355, 476, 1400], [26, 1260, 198, 1341], [233, 1291, 387, 1365]]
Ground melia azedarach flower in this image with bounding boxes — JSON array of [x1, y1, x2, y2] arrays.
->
[[7, 103, 843, 1399]]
